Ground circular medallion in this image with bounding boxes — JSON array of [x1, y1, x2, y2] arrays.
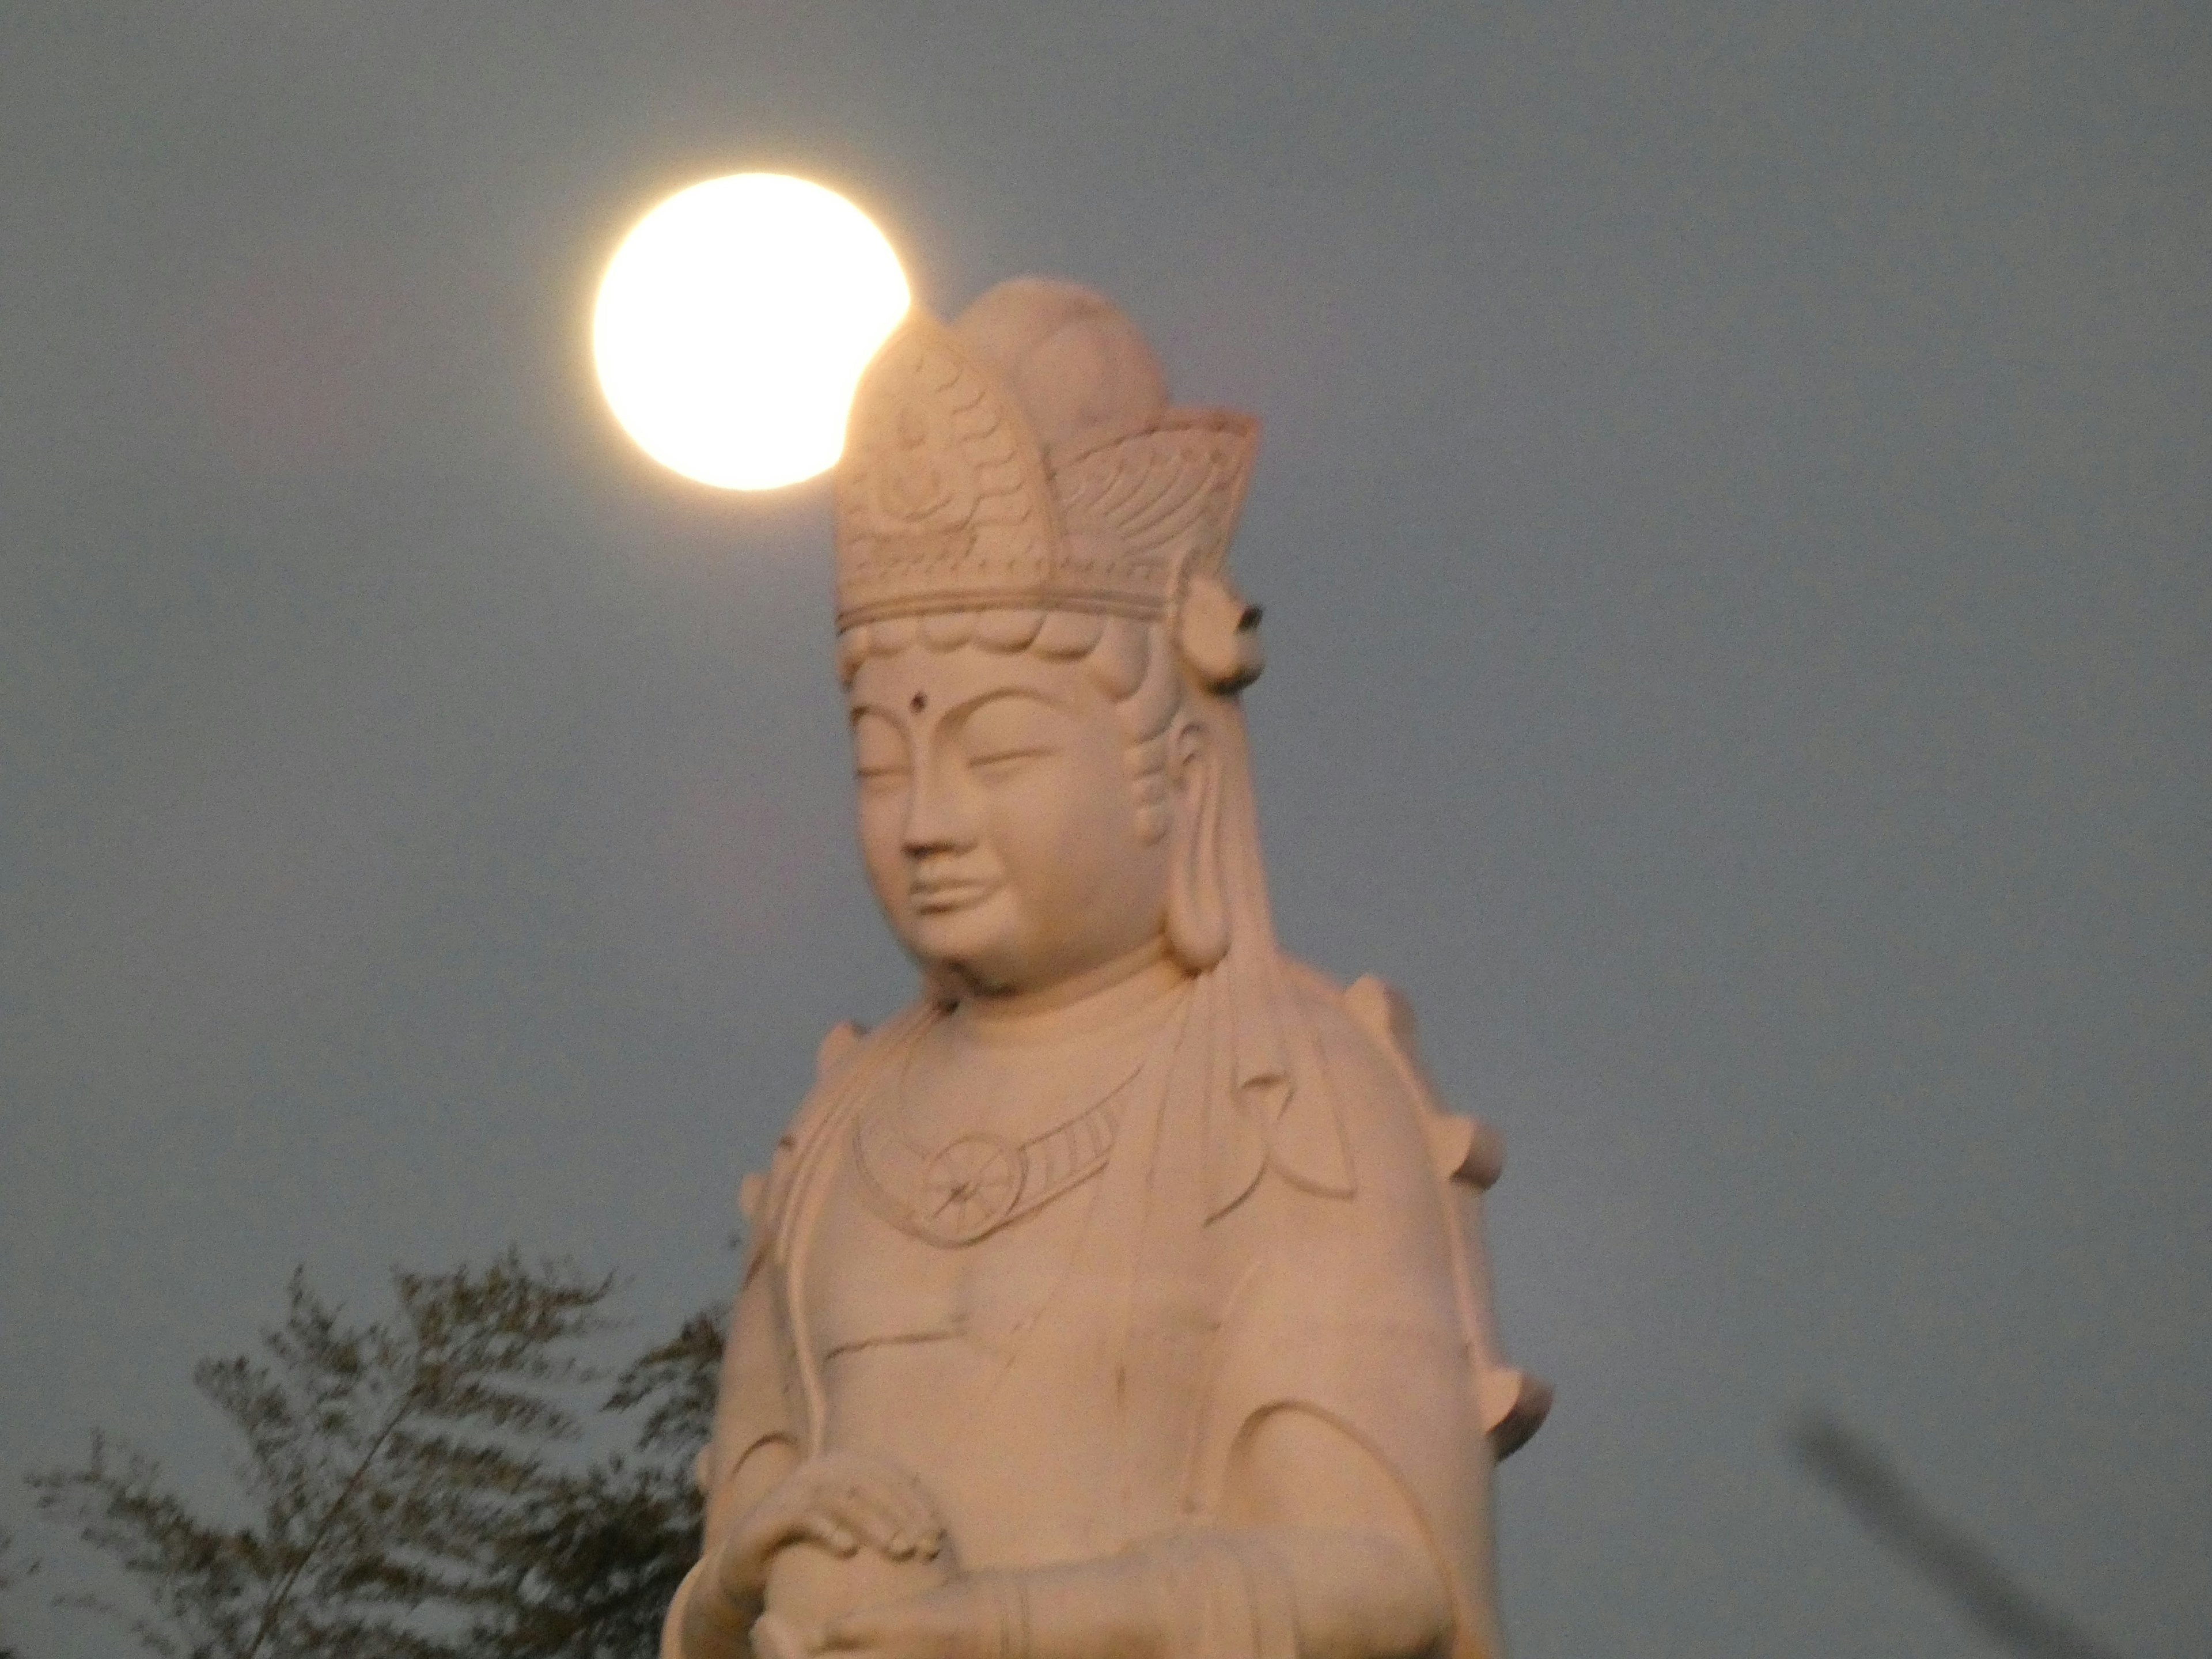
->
[[916, 1133, 1024, 1244]]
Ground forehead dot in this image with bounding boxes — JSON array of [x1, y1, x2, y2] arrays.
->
[[910, 691, 927, 714]]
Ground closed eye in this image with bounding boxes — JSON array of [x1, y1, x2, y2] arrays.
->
[[967, 747, 1054, 779], [850, 707, 910, 790], [953, 688, 1069, 780]]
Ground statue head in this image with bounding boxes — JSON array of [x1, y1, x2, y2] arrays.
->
[[832, 276, 1355, 1205], [832, 279, 1263, 1001]]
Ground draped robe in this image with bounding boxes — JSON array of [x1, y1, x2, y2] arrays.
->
[[694, 961, 1540, 1659]]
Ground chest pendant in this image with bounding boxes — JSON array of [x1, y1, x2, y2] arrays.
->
[[852, 1074, 1128, 1248]]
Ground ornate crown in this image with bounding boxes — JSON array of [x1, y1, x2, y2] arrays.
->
[[833, 292, 1259, 642]]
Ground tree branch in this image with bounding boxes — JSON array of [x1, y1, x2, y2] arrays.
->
[[1788, 1407, 2127, 1659], [241, 1388, 419, 1659]]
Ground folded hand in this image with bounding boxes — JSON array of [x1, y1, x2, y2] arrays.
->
[[717, 1450, 948, 1601]]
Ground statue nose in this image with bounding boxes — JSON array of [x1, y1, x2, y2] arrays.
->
[[900, 757, 972, 854]]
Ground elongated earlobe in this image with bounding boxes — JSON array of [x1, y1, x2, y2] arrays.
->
[[1165, 714, 1229, 971]]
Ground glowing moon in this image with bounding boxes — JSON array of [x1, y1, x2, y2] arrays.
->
[[593, 174, 910, 490]]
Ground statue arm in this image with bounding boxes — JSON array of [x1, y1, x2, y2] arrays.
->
[[822, 1406, 1452, 1659], [668, 1051, 949, 1659], [663, 1252, 804, 1659], [1211, 1404, 1455, 1659]]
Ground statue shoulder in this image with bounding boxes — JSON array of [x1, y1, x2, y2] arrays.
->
[[736, 1001, 937, 1244], [811, 1017, 869, 1082], [1331, 972, 1507, 1189], [1266, 961, 1503, 1187], [1249, 964, 1551, 1458], [1339, 971, 1550, 1455]]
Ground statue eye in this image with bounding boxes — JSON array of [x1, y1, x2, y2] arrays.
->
[[968, 747, 1048, 781], [851, 713, 911, 787], [960, 696, 1062, 778]]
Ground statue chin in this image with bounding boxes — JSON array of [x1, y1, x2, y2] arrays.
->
[[756, 1536, 959, 1659], [900, 902, 1012, 970]]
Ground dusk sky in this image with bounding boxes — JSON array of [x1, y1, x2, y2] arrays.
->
[[3, 6, 2206, 1657]]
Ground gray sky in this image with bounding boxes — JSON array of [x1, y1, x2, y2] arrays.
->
[[3, 5, 2206, 1656]]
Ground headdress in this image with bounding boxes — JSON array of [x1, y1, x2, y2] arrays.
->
[[834, 281, 1264, 689]]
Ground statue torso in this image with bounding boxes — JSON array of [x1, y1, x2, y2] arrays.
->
[[798, 974, 1188, 1566]]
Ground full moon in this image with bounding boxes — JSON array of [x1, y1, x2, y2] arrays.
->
[[593, 174, 910, 490]]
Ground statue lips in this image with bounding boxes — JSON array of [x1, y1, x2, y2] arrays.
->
[[908, 876, 1000, 915]]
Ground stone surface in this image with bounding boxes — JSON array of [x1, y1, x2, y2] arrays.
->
[[664, 279, 1546, 1659]]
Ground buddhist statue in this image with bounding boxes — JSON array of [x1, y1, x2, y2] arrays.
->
[[662, 278, 1548, 1659]]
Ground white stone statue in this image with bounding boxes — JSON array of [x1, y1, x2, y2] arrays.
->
[[662, 278, 1548, 1659]]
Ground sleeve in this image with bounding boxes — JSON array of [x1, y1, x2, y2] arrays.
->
[[699, 1009, 913, 1521], [697, 1017, 872, 1531], [698, 1226, 803, 1543], [1188, 977, 1537, 1659], [1339, 976, 1551, 1458]]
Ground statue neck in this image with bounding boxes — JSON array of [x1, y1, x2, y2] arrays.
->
[[952, 938, 1187, 1047]]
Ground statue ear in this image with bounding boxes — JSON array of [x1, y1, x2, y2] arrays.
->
[[1165, 711, 1229, 972]]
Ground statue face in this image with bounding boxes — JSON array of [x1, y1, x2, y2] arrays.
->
[[846, 641, 1173, 998]]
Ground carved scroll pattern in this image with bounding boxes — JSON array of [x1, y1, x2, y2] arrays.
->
[[1055, 412, 1260, 601]]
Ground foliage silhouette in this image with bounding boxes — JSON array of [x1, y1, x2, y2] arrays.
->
[[31, 1254, 723, 1659], [0, 1524, 37, 1659]]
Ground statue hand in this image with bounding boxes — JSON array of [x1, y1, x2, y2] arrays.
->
[[819, 1577, 1005, 1659], [717, 1450, 948, 1599]]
